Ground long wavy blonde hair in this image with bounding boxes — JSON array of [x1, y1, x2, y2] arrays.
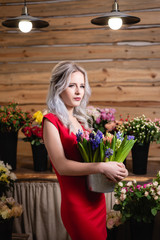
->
[[46, 61, 92, 131]]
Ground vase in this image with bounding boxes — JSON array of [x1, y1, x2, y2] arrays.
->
[[131, 142, 150, 175], [130, 219, 154, 240], [31, 143, 48, 172], [87, 173, 115, 193], [0, 131, 18, 170], [0, 218, 14, 240]]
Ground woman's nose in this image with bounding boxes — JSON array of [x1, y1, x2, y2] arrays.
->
[[75, 86, 80, 94]]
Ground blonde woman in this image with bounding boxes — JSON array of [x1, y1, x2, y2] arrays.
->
[[43, 61, 128, 240]]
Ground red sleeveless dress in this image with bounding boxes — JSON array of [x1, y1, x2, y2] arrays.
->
[[43, 113, 107, 240]]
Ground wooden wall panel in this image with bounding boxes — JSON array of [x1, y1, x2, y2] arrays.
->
[[0, 0, 160, 161]]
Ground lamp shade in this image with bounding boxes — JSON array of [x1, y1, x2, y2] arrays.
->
[[91, 11, 140, 26], [2, 15, 49, 29]]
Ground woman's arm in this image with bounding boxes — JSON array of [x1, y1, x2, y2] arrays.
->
[[43, 119, 128, 182]]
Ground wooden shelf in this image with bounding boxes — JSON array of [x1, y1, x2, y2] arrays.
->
[[13, 157, 160, 184]]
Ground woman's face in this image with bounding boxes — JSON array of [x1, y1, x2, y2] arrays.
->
[[60, 71, 85, 110]]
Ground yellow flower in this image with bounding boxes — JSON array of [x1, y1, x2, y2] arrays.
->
[[33, 111, 43, 124], [0, 174, 9, 183]]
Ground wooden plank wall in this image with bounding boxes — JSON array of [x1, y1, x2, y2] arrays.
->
[[0, 0, 160, 161]]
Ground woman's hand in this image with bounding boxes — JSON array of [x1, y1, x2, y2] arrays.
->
[[100, 161, 128, 183]]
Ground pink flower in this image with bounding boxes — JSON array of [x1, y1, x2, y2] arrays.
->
[[96, 117, 101, 124], [82, 131, 89, 141]]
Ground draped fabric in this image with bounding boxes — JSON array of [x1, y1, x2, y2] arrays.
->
[[13, 182, 71, 240]]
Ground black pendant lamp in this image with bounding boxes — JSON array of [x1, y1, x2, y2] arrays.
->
[[2, 0, 49, 33], [91, 0, 140, 30]]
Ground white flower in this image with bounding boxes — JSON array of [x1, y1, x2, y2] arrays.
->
[[120, 193, 126, 201], [133, 179, 137, 184], [157, 191, 160, 196], [154, 195, 158, 200], [118, 182, 123, 187], [126, 181, 132, 187], [144, 191, 149, 197], [10, 172, 17, 181], [153, 181, 158, 187], [121, 188, 126, 194]]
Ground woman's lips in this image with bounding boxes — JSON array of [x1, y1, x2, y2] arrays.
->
[[74, 97, 81, 101]]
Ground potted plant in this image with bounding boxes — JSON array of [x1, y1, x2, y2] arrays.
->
[[0, 161, 23, 240], [86, 106, 116, 134], [112, 171, 160, 240], [0, 102, 32, 170], [76, 130, 136, 193], [22, 111, 48, 172], [118, 115, 160, 174]]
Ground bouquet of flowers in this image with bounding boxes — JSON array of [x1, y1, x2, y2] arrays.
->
[[113, 171, 160, 223], [86, 106, 116, 134], [0, 161, 17, 196], [118, 114, 159, 144], [0, 161, 23, 222], [0, 102, 32, 133], [106, 210, 122, 229], [22, 111, 43, 146], [76, 130, 136, 163], [0, 196, 23, 222]]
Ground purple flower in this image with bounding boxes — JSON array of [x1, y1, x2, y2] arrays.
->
[[76, 129, 83, 143], [116, 131, 124, 141], [89, 130, 103, 151], [105, 148, 113, 158], [127, 135, 135, 140]]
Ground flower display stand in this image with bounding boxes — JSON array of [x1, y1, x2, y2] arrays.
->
[[0, 131, 18, 170], [0, 218, 14, 240], [131, 142, 150, 174], [31, 143, 48, 172], [87, 173, 115, 193], [130, 219, 154, 240]]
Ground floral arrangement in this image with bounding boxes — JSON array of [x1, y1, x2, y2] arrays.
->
[[76, 130, 136, 163], [0, 161, 23, 222], [0, 196, 23, 222], [113, 171, 160, 223], [0, 161, 17, 196], [86, 106, 116, 134], [106, 210, 122, 229], [22, 111, 43, 146], [117, 114, 159, 144], [0, 102, 32, 133]]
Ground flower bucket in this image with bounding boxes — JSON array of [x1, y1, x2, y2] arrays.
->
[[0, 218, 14, 240], [130, 219, 154, 240], [87, 173, 115, 193], [131, 142, 150, 175], [31, 143, 48, 172], [0, 131, 18, 170]]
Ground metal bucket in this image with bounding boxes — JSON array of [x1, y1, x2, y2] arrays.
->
[[87, 173, 115, 193]]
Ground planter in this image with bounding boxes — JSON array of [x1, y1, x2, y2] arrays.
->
[[0, 218, 14, 240], [31, 143, 48, 172], [131, 142, 150, 175], [87, 173, 115, 193], [0, 131, 18, 170], [130, 219, 154, 240]]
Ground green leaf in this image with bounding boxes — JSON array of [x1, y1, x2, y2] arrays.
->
[[151, 208, 157, 216], [77, 142, 89, 162], [93, 146, 100, 162]]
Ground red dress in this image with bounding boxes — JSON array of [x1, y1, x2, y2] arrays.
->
[[43, 113, 107, 240]]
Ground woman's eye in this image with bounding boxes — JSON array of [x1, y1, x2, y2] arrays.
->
[[80, 85, 85, 88], [69, 84, 74, 87]]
